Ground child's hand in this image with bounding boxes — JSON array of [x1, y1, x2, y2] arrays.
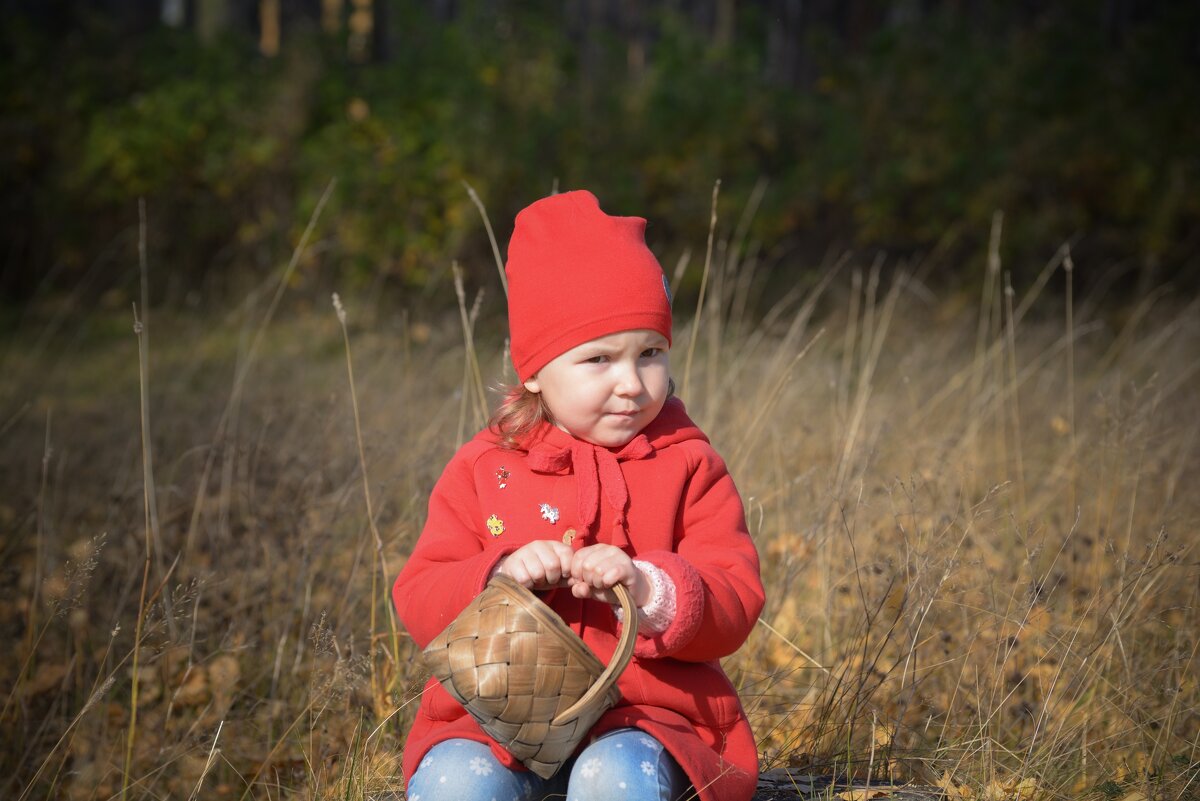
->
[[496, 540, 575, 590], [568, 544, 652, 606]]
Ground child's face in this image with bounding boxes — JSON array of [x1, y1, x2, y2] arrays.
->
[[523, 329, 670, 448]]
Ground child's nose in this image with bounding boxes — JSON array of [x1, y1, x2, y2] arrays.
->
[[614, 363, 645, 396]]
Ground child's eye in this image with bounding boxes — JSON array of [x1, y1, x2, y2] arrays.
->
[[641, 348, 662, 358], [585, 355, 609, 364]]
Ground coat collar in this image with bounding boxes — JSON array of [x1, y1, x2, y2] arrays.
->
[[517, 397, 701, 547]]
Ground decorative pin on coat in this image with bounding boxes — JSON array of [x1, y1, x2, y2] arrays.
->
[[486, 515, 505, 537], [539, 503, 560, 524], [496, 467, 510, 489]]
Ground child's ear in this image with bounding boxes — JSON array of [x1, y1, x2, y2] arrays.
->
[[523, 377, 541, 394]]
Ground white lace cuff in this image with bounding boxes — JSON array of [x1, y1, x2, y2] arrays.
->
[[613, 559, 677, 634]]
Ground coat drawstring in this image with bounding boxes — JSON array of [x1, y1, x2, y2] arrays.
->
[[527, 434, 654, 547]]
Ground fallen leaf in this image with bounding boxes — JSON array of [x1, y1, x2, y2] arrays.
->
[[172, 665, 209, 706], [982, 781, 1008, 801], [133, 664, 161, 706], [934, 771, 975, 800], [1010, 776, 1041, 800], [836, 789, 890, 800], [23, 661, 68, 696], [106, 701, 128, 727], [208, 654, 240, 716], [209, 654, 239, 695]]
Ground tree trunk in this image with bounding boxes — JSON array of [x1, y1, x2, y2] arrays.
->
[[349, 0, 373, 61], [714, 0, 735, 50], [621, 0, 646, 81], [372, 0, 391, 62], [322, 0, 344, 33], [431, 0, 455, 23], [162, 0, 185, 27], [580, 0, 607, 111], [766, 0, 806, 86], [259, 0, 281, 55], [196, 0, 230, 42]]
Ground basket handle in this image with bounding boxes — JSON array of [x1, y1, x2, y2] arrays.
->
[[551, 582, 638, 725]]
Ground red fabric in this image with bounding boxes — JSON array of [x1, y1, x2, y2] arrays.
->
[[393, 398, 765, 801], [526, 434, 654, 548], [505, 190, 673, 381]]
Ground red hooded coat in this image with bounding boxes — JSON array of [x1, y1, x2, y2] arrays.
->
[[393, 398, 765, 801]]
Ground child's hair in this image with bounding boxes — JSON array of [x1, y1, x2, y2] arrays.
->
[[489, 385, 551, 450], [489, 378, 676, 450]]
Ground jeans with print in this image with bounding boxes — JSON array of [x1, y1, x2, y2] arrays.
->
[[405, 727, 692, 801]]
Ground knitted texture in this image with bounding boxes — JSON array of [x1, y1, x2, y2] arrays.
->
[[612, 560, 677, 634], [505, 190, 672, 381]]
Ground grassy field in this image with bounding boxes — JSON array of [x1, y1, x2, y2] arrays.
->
[[1, 234, 1198, 800]]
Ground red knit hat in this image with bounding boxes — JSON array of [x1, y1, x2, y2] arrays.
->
[[505, 190, 673, 382]]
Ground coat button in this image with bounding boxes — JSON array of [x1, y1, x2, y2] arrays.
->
[[562, 528, 576, 545]]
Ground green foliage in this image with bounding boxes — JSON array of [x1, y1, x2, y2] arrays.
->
[[2, 2, 1197, 303]]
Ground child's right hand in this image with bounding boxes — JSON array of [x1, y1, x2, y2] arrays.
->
[[495, 540, 575, 591]]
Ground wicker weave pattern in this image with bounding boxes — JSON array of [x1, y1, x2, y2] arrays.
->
[[423, 575, 636, 779]]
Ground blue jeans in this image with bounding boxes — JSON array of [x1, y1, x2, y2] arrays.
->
[[405, 727, 692, 801]]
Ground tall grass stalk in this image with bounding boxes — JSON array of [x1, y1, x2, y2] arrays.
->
[[730, 329, 825, 477], [719, 254, 840, 409], [968, 212, 1003, 481], [837, 269, 863, 439], [832, 272, 903, 496], [120, 199, 163, 801], [237, 697, 321, 801], [183, 178, 335, 556], [15, 675, 116, 801], [463, 180, 508, 298], [1062, 248, 1077, 522], [4, 410, 51, 724], [1003, 273, 1026, 515], [332, 293, 402, 722], [989, 232, 1009, 507], [856, 255, 883, 398], [185, 720, 222, 801], [122, 302, 153, 801], [669, 248, 691, 299], [725, 178, 768, 340], [682, 180, 720, 400], [135, 200, 165, 577], [452, 262, 488, 447]]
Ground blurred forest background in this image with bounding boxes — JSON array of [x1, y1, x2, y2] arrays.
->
[[3, 0, 1199, 309]]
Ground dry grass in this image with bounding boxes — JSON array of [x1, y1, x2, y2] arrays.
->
[[1, 229, 1197, 800]]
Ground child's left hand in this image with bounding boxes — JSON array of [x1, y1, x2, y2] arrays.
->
[[568, 544, 652, 606]]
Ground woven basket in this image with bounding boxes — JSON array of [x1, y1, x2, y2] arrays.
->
[[422, 574, 637, 778]]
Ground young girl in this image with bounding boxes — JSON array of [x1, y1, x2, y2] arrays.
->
[[393, 190, 764, 801]]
